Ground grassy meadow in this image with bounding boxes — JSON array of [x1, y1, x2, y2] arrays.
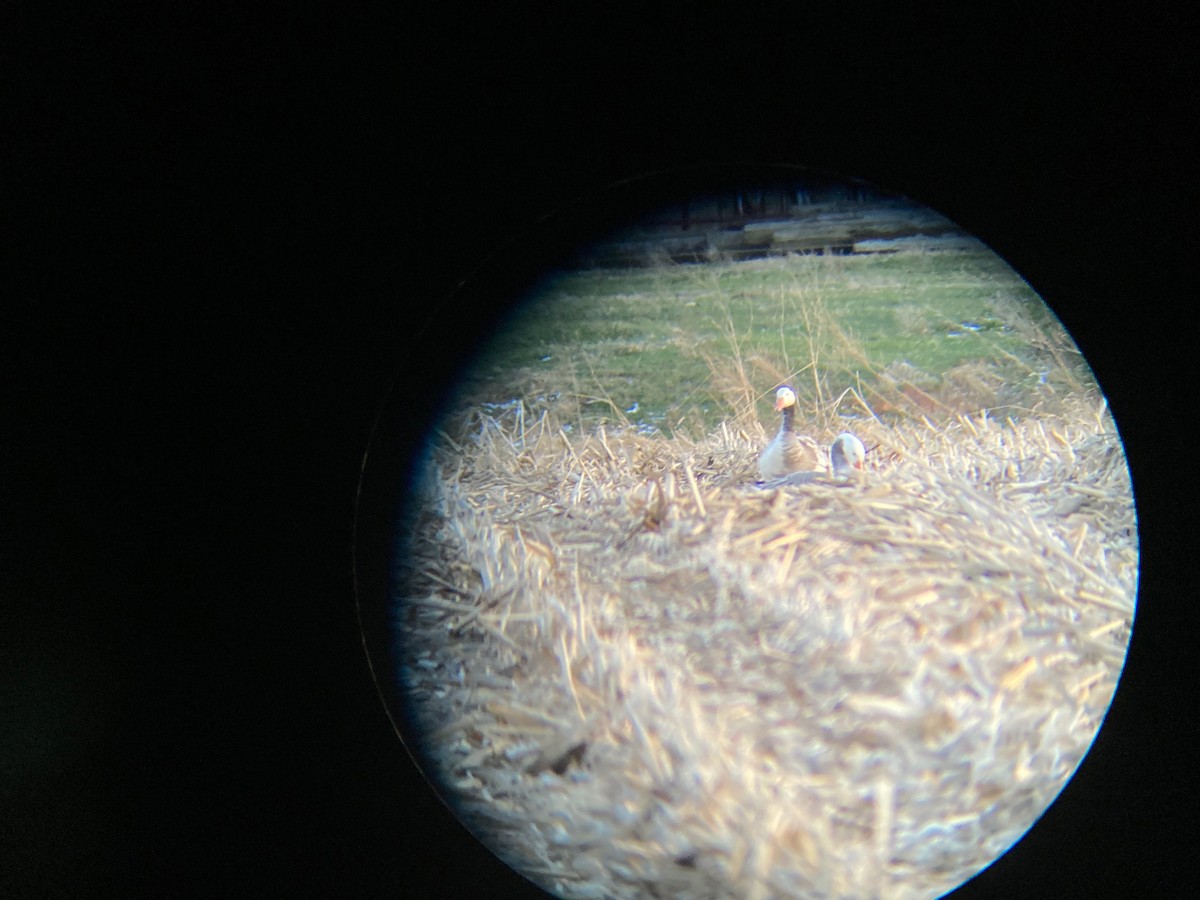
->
[[459, 241, 1095, 439]]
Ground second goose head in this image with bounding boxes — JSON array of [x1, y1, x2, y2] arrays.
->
[[830, 432, 866, 480]]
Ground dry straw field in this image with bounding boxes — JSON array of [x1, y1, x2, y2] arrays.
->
[[396, 383, 1136, 898]]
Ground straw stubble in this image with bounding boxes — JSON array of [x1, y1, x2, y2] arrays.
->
[[397, 396, 1136, 900]]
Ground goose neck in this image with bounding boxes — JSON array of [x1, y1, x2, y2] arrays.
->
[[779, 403, 795, 433]]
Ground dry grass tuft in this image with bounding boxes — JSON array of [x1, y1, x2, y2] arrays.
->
[[396, 394, 1136, 900]]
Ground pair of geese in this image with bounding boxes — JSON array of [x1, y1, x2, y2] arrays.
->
[[758, 386, 866, 486]]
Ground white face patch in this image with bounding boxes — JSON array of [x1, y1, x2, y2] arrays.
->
[[843, 433, 866, 465], [775, 386, 797, 411]]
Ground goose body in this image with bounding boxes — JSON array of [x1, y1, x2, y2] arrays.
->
[[762, 432, 867, 486], [758, 386, 820, 480]]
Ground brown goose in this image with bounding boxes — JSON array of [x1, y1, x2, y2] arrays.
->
[[763, 432, 867, 486], [758, 386, 820, 480]]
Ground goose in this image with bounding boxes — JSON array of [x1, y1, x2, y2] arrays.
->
[[761, 432, 867, 487], [758, 386, 821, 481]]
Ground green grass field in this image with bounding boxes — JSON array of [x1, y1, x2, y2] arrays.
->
[[460, 243, 1094, 437]]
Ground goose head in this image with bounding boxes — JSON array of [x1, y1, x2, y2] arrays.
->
[[774, 385, 797, 412], [830, 432, 866, 480]]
